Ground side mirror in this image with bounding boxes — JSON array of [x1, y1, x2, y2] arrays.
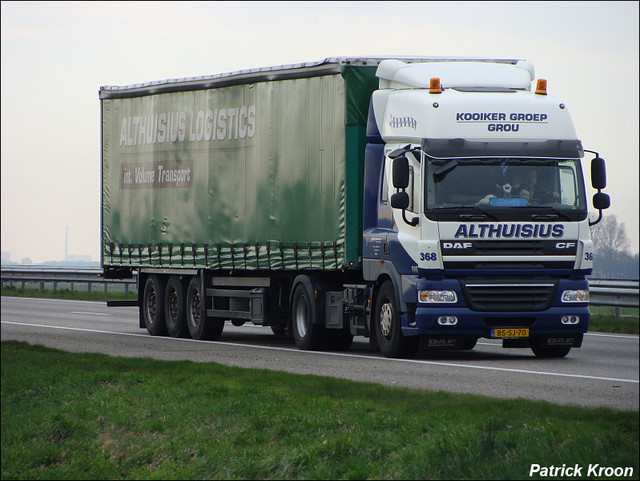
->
[[391, 192, 410, 210], [391, 192, 418, 226], [593, 192, 610, 210], [591, 156, 607, 190], [392, 156, 409, 189]]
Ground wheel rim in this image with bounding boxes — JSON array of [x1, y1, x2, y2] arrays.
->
[[295, 296, 308, 338], [379, 302, 393, 340], [188, 289, 200, 328]]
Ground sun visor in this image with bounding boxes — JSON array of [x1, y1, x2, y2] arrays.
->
[[377, 59, 534, 90], [421, 138, 584, 159]]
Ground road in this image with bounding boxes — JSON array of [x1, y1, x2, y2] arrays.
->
[[1, 296, 638, 411]]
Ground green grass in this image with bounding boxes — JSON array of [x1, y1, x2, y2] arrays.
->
[[588, 315, 639, 334], [1, 341, 638, 480]]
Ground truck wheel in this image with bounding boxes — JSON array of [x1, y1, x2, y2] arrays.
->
[[291, 283, 326, 350], [186, 277, 224, 341], [374, 281, 418, 359], [165, 276, 188, 338], [461, 337, 478, 350], [143, 275, 168, 336]]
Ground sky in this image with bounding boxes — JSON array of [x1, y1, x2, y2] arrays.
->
[[1, 1, 638, 264]]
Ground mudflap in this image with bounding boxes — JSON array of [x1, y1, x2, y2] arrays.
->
[[419, 336, 476, 350], [503, 334, 583, 349]]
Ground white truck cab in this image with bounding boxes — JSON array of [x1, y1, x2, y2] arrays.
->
[[363, 59, 609, 358]]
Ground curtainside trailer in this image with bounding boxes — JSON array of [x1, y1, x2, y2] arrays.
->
[[100, 57, 609, 358]]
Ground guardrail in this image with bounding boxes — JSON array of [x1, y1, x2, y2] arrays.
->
[[587, 279, 639, 309], [1, 267, 638, 310], [0, 266, 136, 295]]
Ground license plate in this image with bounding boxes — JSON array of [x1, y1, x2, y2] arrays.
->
[[492, 328, 529, 338]]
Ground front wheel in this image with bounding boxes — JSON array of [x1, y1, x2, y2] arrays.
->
[[374, 281, 418, 359]]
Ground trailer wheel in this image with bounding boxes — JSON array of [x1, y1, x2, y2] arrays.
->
[[143, 275, 168, 336], [291, 282, 326, 350], [374, 281, 418, 359], [186, 277, 224, 341], [165, 276, 188, 338]]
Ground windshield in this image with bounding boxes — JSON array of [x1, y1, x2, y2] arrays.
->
[[425, 157, 587, 221]]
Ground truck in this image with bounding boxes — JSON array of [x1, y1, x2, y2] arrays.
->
[[100, 56, 610, 359]]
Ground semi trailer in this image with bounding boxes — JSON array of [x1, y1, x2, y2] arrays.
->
[[100, 56, 609, 358]]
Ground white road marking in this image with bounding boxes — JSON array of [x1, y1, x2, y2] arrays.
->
[[70, 312, 112, 316], [2, 320, 638, 385]]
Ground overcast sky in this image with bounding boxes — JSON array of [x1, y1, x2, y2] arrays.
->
[[1, 1, 638, 263]]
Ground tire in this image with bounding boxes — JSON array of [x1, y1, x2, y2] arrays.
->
[[165, 276, 188, 338], [461, 337, 478, 350], [374, 281, 418, 359], [143, 275, 168, 336], [291, 282, 326, 350], [186, 277, 224, 341]]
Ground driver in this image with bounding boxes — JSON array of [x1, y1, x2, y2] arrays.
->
[[518, 169, 559, 204]]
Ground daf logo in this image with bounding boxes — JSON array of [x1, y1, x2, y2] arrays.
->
[[428, 339, 458, 346], [555, 242, 576, 249], [547, 337, 575, 346], [443, 242, 473, 249]]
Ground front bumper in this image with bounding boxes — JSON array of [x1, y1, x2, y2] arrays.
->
[[401, 306, 590, 338]]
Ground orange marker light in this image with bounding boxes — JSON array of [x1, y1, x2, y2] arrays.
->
[[535, 79, 547, 95], [429, 77, 443, 94]]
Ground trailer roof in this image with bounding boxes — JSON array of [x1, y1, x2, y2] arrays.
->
[[99, 56, 523, 100]]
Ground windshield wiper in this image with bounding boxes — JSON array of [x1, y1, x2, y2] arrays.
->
[[433, 160, 459, 182], [530, 207, 573, 221], [458, 207, 499, 221]]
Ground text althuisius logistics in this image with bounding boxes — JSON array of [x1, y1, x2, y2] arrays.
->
[[119, 104, 256, 146], [117, 104, 255, 189]]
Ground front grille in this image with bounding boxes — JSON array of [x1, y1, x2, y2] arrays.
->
[[440, 239, 577, 270], [460, 278, 557, 312], [445, 261, 574, 270], [467, 240, 547, 255], [483, 317, 535, 327]]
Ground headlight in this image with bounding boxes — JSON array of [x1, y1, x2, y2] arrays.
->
[[419, 290, 457, 303], [561, 290, 589, 303]]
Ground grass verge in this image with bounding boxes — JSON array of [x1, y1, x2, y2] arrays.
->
[[1, 341, 638, 480]]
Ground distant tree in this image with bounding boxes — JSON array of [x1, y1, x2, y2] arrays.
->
[[590, 215, 638, 278]]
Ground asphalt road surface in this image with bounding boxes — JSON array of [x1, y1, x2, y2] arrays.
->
[[2, 296, 638, 411]]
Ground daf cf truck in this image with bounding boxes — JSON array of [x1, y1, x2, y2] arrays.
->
[[100, 57, 609, 358]]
